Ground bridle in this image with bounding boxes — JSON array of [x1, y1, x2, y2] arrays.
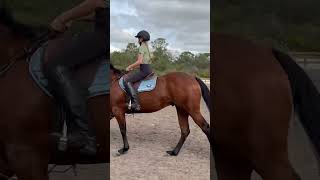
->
[[0, 30, 58, 77]]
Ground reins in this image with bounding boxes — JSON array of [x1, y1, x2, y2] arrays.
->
[[110, 65, 127, 85], [0, 48, 27, 76], [111, 72, 125, 85], [111, 75, 120, 85]]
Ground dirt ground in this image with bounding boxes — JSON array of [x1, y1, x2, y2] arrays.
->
[[110, 101, 319, 180], [48, 110, 319, 180], [49, 164, 108, 180], [49, 83, 319, 180], [110, 99, 211, 180]]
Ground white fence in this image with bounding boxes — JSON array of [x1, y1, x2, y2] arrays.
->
[[202, 79, 210, 85], [290, 52, 320, 68]]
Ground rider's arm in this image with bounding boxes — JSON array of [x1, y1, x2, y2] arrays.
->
[[127, 54, 143, 70], [56, 0, 105, 24]]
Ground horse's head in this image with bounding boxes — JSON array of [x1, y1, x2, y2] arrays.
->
[[110, 64, 126, 82], [0, 4, 36, 65]]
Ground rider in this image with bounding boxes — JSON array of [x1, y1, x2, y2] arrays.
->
[[43, 0, 107, 156], [125, 30, 153, 111]]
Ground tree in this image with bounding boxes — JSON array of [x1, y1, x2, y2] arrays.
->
[[213, 0, 320, 51], [152, 38, 168, 52], [111, 41, 210, 78], [125, 43, 138, 54], [150, 38, 174, 73], [176, 51, 195, 65]]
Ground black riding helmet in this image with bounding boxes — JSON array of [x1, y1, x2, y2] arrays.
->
[[135, 30, 150, 41]]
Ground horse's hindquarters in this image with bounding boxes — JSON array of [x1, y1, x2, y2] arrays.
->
[[212, 34, 293, 162]]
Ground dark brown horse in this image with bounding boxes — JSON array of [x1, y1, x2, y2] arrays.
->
[[212, 33, 320, 179], [0, 6, 109, 180], [110, 64, 211, 155]]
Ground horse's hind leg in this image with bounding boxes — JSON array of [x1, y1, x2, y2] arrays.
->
[[114, 111, 129, 154], [167, 107, 190, 156], [0, 147, 14, 179], [190, 112, 211, 145], [0, 161, 14, 180], [5, 143, 48, 180]]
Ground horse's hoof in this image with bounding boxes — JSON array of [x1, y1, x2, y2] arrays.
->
[[166, 150, 178, 156], [117, 148, 129, 155]]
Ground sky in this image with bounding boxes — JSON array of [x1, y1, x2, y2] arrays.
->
[[110, 0, 210, 54]]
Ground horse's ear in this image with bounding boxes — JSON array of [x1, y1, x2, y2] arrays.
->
[[110, 64, 114, 70]]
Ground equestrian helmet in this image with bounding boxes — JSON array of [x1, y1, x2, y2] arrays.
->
[[135, 30, 150, 41]]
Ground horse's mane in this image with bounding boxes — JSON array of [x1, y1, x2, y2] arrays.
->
[[110, 64, 126, 76], [0, 3, 38, 39]]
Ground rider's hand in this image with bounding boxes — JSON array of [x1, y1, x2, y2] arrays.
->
[[126, 66, 132, 71], [50, 17, 69, 33]]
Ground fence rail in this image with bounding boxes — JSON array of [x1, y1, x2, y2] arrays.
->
[[289, 52, 320, 69], [201, 79, 210, 85], [290, 52, 320, 64]]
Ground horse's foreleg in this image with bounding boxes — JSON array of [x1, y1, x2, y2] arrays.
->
[[167, 107, 190, 156], [214, 147, 253, 180], [114, 111, 129, 154], [5, 143, 48, 180], [253, 152, 301, 180], [0, 148, 14, 180]]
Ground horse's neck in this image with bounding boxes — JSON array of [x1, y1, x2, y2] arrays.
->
[[2, 38, 29, 63], [111, 73, 120, 82]]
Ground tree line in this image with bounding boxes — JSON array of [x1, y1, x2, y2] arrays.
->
[[213, 0, 320, 51], [111, 38, 210, 78]]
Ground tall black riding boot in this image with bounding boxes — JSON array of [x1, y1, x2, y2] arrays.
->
[[124, 82, 141, 111], [45, 65, 96, 156]]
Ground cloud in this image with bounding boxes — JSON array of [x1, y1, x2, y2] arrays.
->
[[111, 0, 210, 53]]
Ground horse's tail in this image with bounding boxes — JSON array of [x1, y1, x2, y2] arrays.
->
[[195, 77, 211, 112], [272, 48, 320, 163]]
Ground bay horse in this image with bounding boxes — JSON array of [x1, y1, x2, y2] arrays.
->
[[212, 33, 320, 179], [110, 64, 211, 155], [0, 6, 109, 180]]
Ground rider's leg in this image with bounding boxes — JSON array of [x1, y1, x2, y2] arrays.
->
[[140, 64, 152, 75], [124, 64, 152, 110], [124, 73, 142, 111], [43, 31, 107, 155], [44, 65, 90, 143]]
